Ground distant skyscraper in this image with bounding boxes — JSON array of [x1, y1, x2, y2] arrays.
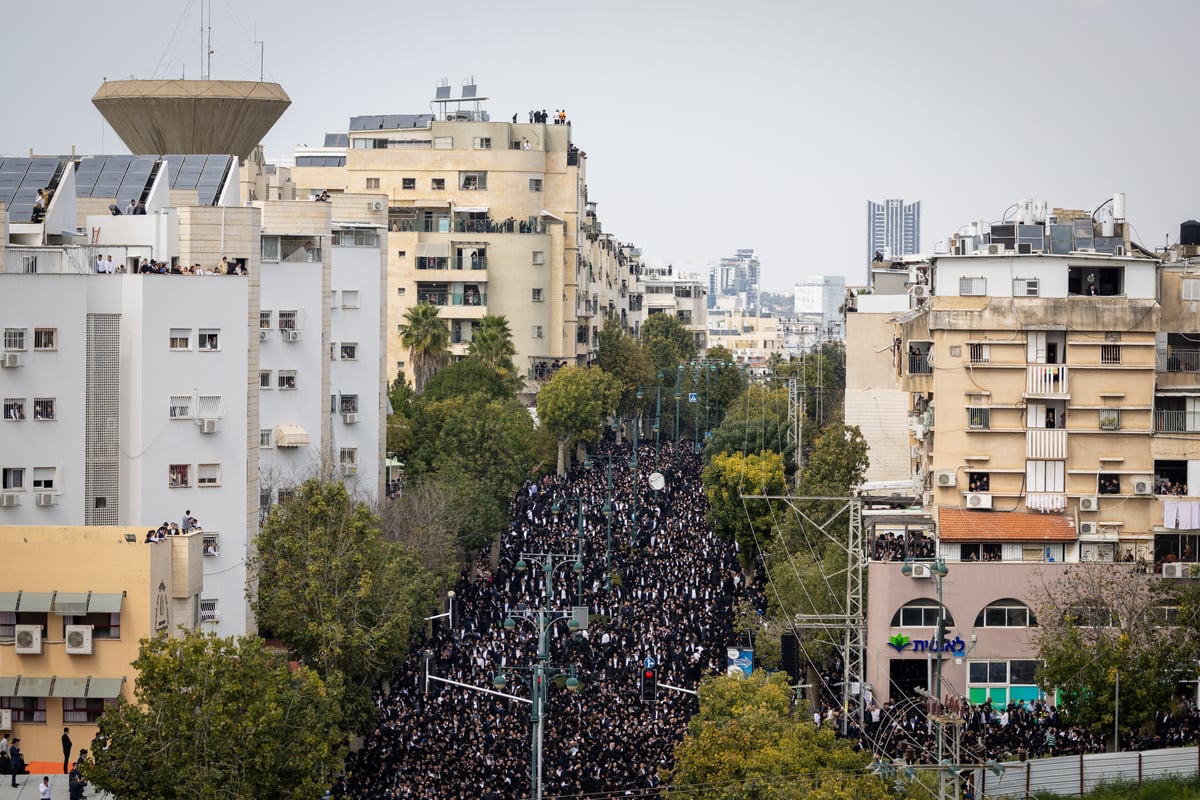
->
[[866, 199, 920, 266], [708, 248, 760, 309]]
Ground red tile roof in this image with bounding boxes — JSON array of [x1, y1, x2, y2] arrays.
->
[[938, 507, 1076, 542]]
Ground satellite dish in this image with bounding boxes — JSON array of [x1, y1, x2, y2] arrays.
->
[[648, 472, 666, 491]]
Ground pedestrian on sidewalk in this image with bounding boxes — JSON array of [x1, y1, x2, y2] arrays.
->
[[61, 727, 72, 774]]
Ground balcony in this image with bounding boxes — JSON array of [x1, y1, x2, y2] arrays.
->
[[1026, 428, 1068, 459], [1025, 492, 1066, 513], [1154, 409, 1200, 433], [1026, 365, 1068, 396], [454, 255, 488, 270]]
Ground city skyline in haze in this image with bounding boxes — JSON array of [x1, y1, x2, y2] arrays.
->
[[2, 0, 1199, 291]]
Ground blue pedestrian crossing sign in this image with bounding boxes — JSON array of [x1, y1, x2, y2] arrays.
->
[[644, 656, 656, 669], [688, 393, 698, 403]]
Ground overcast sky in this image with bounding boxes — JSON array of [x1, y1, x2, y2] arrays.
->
[[2, 0, 1197, 290]]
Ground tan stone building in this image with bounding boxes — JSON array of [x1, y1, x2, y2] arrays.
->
[[0, 526, 202, 762]]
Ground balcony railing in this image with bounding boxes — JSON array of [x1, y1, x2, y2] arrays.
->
[[907, 354, 932, 375], [1026, 365, 1068, 395], [1157, 348, 1200, 373], [1025, 492, 1066, 513], [454, 256, 488, 270], [1154, 409, 1200, 433], [1027, 428, 1068, 459]]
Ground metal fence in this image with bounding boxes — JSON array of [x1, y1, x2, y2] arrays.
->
[[977, 746, 1200, 798]]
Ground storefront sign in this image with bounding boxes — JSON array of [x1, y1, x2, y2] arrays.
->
[[887, 633, 967, 654]]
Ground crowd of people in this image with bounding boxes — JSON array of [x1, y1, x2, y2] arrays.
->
[[869, 531, 936, 562], [91, 253, 246, 275], [336, 440, 761, 799]]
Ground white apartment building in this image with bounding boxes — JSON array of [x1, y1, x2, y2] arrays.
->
[[635, 264, 708, 349]]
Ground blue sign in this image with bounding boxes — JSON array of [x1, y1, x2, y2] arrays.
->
[[688, 392, 698, 403], [726, 648, 753, 676], [643, 656, 656, 669]]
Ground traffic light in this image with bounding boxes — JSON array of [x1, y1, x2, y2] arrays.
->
[[640, 668, 657, 703]]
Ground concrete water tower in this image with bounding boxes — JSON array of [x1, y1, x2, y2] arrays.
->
[[92, 79, 290, 158]]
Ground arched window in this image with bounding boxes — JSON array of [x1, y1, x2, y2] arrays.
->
[[891, 599, 955, 628], [974, 599, 1037, 628]]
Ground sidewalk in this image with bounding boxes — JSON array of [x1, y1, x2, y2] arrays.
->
[[5, 772, 113, 799]]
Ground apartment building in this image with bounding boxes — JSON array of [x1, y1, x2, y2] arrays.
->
[[637, 264, 708, 349], [0, 525, 202, 760], [854, 201, 1200, 704], [285, 81, 640, 385]]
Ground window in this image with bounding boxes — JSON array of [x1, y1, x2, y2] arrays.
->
[[170, 328, 191, 350], [261, 235, 280, 261], [202, 532, 220, 556], [1098, 472, 1120, 494], [974, 601, 1035, 628], [4, 398, 25, 421], [532, 288, 544, 302], [278, 311, 298, 330], [967, 407, 990, 429], [397, 287, 406, 296], [1064, 605, 1116, 627], [531, 325, 544, 339], [31, 467, 55, 490], [433, 137, 453, 150], [891, 599, 955, 628], [0, 696, 46, 723], [260, 429, 273, 448], [366, 177, 380, 190], [1184, 278, 1200, 301], [1069, 266, 1124, 296], [459, 171, 487, 190], [431, 178, 445, 190], [1101, 344, 1121, 365], [200, 598, 218, 623], [277, 488, 296, 504], [340, 343, 358, 360], [332, 229, 379, 247], [259, 311, 272, 330], [32, 397, 55, 420], [3, 328, 26, 350], [168, 464, 190, 487], [532, 251, 545, 266], [197, 464, 220, 486], [340, 395, 359, 414], [341, 290, 360, 308], [278, 370, 297, 390], [473, 137, 492, 150], [2, 467, 25, 490], [33, 328, 56, 350], [66, 611, 121, 640], [170, 395, 192, 418], [1026, 460, 1065, 492], [959, 276, 987, 296], [967, 472, 990, 492], [197, 395, 222, 418], [402, 178, 416, 190], [907, 342, 932, 375], [969, 343, 990, 364], [259, 370, 271, 390], [21, 255, 38, 274], [1098, 409, 1120, 430], [339, 447, 358, 466], [198, 329, 220, 351], [529, 178, 543, 192], [1014, 278, 1040, 297]]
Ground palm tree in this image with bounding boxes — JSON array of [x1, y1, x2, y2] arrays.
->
[[398, 303, 450, 392], [468, 314, 517, 380]]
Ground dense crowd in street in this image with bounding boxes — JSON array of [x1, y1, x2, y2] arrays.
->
[[337, 440, 762, 799]]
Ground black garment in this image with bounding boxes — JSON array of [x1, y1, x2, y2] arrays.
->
[[63, 730, 72, 773]]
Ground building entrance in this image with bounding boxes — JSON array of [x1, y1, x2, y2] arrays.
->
[[889, 659, 926, 700]]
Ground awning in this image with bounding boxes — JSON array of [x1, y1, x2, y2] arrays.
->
[[274, 424, 310, 448], [332, 221, 384, 229], [18, 592, 54, 612], [51, 677, 89, 698], [0, 592, 17, 612], [416, 241, 449, 258], [86, 677, 126, 699], [414, 199, 451, 208], [0, 677, 16, 696], [88, 593, 124, 614], [454, 206, 489, 214], [15, 676, 53, 697], [937, 507, 1077, 542], [540, 209, 564, 222], [52, 592, 89, 616]]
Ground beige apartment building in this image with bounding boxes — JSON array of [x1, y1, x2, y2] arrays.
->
[[854, 206, 1200, 705], [285, 87, 641, 387]]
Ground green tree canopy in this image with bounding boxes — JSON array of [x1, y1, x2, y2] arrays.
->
[[702, 450, 787, 559], [467, 313, 518, 382], [596, 317, 656, 414], [421, 358, 511, 403], [83, 631, 344, 800], [641, 313, 698, 376], [252, 479, 439, 722], [398, 302, 450, 392], [537, 366, 621, 474], [669, 671, 888, 800]]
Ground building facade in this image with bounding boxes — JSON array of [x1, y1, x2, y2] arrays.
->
[[866, 198, 920, 268]]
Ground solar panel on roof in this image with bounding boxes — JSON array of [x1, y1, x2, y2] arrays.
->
[[115, 157, 155, 202]]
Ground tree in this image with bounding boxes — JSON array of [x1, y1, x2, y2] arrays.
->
[[537, 366, 621, 474], [641, 313, 697, 376], [669, 671, 888, 800], [702, 450, 786, 559], [398, 302, 450, 392], [252, 479, 439, 723], [386, 370, 416, 460], [468, 313, 518, 382], [378, 472, 467, 577], [1029, 563, 1200, 738], [421, 358, 510, 403], [82, 631, 344, 800], [596, 317, 655, 414]]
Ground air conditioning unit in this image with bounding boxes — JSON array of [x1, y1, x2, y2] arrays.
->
[[986, 243, 1005, 255], [912, 422, 927, 440], [342, 413, 359, 425], [1133, 477, 1153, 496], [369, 200, 384, 211], [1163, 562, 1186, 579], [65, 624, 94, 655], [259, 329, 270, 341], [1114, 245, 1126, 257], [911, 285, 929, 298], [1, 353, 21, 368], [1079, 522, 1097, 536], [965, 492, 993, 509], [342, 464, 359, 477], [935, 470, 957, 488], [1079, 496, 1100, 512], [199, 418, 219, 434], [34, 492, 56, 507], [284, 330, 302, 342], [14, 624, 42, 654], [0, 493, 19, 508], [0, 708, 10, 730], [908, 563, 932, 579]]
